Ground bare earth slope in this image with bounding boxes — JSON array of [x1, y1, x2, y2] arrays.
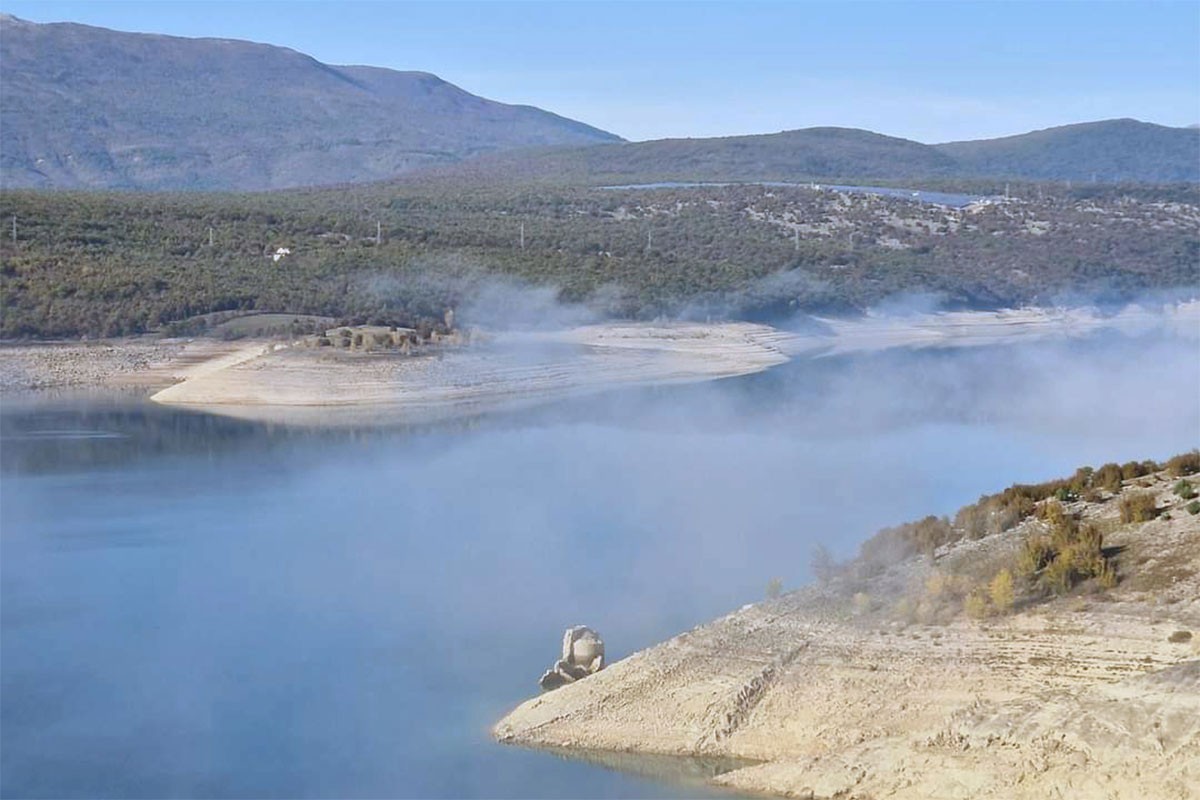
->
[[495, 473, 1200, 799]]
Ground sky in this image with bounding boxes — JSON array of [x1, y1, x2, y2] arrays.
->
[[3, 0, 1198, 142]]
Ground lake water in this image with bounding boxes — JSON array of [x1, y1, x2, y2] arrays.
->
[[599, 181, 985, 207], [3, 332, 1197, 798]]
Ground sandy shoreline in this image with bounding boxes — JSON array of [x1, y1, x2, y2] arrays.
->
[[143, 322, 791, 425], [2, 302, 1196, 425]]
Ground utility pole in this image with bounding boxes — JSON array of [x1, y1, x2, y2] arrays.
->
[[793, 226, 800, 252], [646, 228, 652, 254], [10, 215, 15, 243], [376, 220, 382, 245], [208, 226, 214, 248], [520, 222, 525, 250], [1004, 182, 1010, 200]]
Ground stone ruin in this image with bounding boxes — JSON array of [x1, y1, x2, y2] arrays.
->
[[539, 626, 605, 691]]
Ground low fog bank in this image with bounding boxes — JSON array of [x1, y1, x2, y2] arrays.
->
[[232, 317, 1200, 663], [356, 258, 1200, 335]]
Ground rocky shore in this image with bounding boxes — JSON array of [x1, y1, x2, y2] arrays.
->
[[494, 469, 1200, 799]]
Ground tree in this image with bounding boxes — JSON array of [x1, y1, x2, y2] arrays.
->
[[810, 543, 835, 584], [989, 569, 1015, 613]]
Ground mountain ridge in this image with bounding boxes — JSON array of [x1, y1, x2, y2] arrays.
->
[[2, 15, 1196, 191], [0, 14, 622, 191], [414, 118, 1199, 187], [934, 118, 1200, 183]]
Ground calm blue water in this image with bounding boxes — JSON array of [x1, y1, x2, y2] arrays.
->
[[2, 336, 1196, 798], [599, 181, 985, 207]]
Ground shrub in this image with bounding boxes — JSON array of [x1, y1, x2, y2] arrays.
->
[[925, 571, 970, 599], [1042, 551, 1076, 595], [810, 543, 836, 583], [989, 569, 1015, 613], [765, 577, 783, 599], [1039, 500, 1075, 533], [956, 494, 1035, 540], [1166, 451, 1200, 477], [1097, 561, 1118, 589], [1173, 480, 1197, 500], [1188, 500, 1200, 515], [1062, 466, 1095, 496], [964, 589, 990, 619], [1094, 463, 1123, 493], [852, 592, 873, 615], [1121, 461, 1146, 481], [1168, 630, 1194, 644], [1016, 535, 1054, 580], [1017, 518, 1110, 595], [1042, 539, 1106, 595], [857, 515, 955, 569], [1120, 492, 1159, 523]]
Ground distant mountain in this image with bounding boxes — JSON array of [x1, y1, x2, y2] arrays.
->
[[2, 15, 1194, 192], [935, 119, 1200, 183], [0, 14, 620, 190], [414, 119, 1200, 188], [429, 127, 962, 185]]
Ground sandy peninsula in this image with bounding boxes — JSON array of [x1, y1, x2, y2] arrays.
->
[[494, 469, 1200, 799], [1, 302, 1196, 426], [144, 322, 792, 425]]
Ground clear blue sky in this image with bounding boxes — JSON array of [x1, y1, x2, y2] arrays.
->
[[3, 1, 1198, 142]]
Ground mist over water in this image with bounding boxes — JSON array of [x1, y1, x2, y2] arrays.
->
[[2, 328, 1198, 798]]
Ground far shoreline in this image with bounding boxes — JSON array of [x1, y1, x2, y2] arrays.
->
[[2, 302, 1196, 426]]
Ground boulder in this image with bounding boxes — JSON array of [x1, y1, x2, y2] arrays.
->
[[540, 626, 605, 691]]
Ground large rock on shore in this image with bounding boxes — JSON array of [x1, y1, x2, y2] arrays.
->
[[539, 626, 605, 691]]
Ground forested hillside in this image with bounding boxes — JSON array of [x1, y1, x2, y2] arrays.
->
[[936, 119, 1200, 183], [417, 120, 1200, 187], [2, 182, 1196, 338]]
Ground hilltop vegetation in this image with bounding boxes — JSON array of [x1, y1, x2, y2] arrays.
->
[[849, 451, 1200, 623], [2, 180, 1197, 338], [937, 119, 1200, 184], [425, 119, 1200, 187], [430, 127, 961, 186]]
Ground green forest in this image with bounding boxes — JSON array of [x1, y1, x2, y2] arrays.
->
[[1, 180, 1197, 338]]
